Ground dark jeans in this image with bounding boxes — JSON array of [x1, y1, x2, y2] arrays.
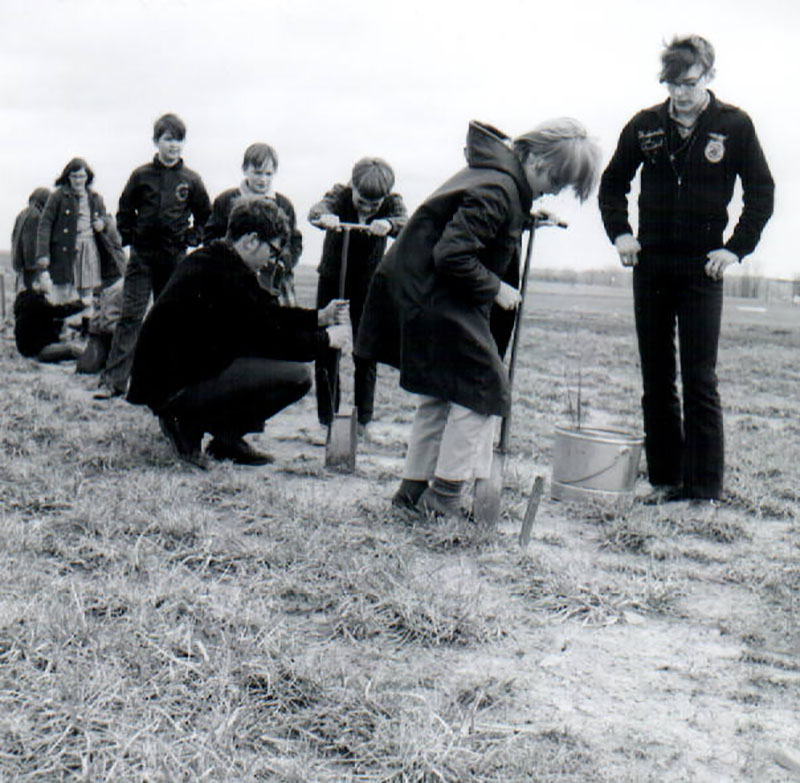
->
[[315, 272, 376, 425], [22, 268, 37, 290], [101, 247, 183, 393], [633, 256, 724, 499], [165, 357, 312, 440]]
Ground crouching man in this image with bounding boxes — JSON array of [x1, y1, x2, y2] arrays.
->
[[126, 199, 350, 467]]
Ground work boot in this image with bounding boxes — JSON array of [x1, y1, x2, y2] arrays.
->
[[392, 479, 428, 511], [640, 484, 685, 505], [207, 437, 274, 466], [159, 415, 207, 469], [417, 477, 465, 520]]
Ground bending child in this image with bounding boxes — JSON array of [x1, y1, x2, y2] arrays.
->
[[355, 120, 601, 519], [309, 157, 407, 432]]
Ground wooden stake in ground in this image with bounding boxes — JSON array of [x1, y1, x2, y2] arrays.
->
[[518, 475, 545, 547]]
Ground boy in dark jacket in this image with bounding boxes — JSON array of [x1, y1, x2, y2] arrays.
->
[[14, 270, 85, 362], [127, 199, 350, 468], [356, 120, 600, 518], [205, 142, 302, 306], [309, 157, 407, 431], [599, 35, 774, 503], [96, 113, 211, 399], [11, 187, 50, 290]]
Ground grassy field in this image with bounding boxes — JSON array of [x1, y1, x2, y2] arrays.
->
[[1, 265, 799, 782]]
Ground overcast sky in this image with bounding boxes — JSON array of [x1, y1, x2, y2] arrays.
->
[[2, 0, 797, 278]]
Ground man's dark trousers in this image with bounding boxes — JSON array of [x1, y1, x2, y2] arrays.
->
[[163, 357, 312, 440], [315, 272, 376, 426], [633, 255, 724, 499]]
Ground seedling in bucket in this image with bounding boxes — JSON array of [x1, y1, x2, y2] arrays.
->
[[325, 222, 372, 473]]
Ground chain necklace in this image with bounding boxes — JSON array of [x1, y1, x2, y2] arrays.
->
[[667, 122, 700, 188]]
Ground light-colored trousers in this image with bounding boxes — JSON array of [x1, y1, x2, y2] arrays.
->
[[403, 394, 498, 482]]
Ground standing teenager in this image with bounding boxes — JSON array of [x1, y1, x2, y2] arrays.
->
[[599, 35, 774, 503]]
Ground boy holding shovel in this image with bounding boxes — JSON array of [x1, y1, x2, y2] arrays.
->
[[355, 119, 601, 519], [308, 157, 407, 434]]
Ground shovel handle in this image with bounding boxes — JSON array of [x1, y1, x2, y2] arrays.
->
[[335, 222, 374, 232], [498, 213, 568, 453], [497, 220, 536, 453]]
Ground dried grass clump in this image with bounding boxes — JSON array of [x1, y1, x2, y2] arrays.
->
[[515, 554, 683, 623], [257, 675, 605, 783], [598, 512, 676, 555], [681, 513, 750, 544], [330, 556, 500, 647]]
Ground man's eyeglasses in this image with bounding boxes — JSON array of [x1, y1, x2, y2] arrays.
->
[[263, 239, 284, 258], [666, 74, 706, 89]]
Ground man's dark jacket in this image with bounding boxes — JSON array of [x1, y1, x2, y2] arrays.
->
[[127, 240, 330, 413], [117, 156, 211, 255], [204, 189, 303, 267], [599, 92, 774, 259], [355, 121, 532, 418]]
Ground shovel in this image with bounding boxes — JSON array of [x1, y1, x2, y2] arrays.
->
[[325, 222, 371, 472], [472, 212, 566, 527]]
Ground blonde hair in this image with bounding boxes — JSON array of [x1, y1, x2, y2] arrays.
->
[[513, 118, 602, 202]]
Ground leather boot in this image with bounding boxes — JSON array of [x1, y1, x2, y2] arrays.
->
[[417, 477, 465, 519], [392, 479, 428, 510]]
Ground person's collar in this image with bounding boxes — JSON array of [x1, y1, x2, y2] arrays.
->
[[239, 179, 274, 199], [153, 154, 183, 169], [668, 90, 711, 129]]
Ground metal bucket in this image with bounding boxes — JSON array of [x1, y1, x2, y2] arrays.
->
[[551, 426, 643, 502]]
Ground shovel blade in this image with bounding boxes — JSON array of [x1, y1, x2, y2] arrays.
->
[[325, 409, 358, 473], [472, 451, 505, 527]]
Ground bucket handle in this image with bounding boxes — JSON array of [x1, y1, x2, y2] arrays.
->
[[557, 447, 630, 486]]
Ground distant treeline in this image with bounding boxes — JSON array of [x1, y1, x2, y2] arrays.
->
[[0, 249, 796, 303], [531, 267, 800, 302]]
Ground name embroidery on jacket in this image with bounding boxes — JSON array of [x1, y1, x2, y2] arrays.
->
[[637, 128, 665, 163]]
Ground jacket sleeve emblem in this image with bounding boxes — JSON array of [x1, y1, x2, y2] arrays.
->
[[704, 132, 727, 163], [175, 182, 190, 202]]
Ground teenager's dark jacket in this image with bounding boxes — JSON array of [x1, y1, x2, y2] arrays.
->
[[116, 156, 211, 255], [35, 186, 113, 285], [13, 291, 84, 357], [599, 92, 774, 260], [204, 189, 303, 267], [355, 121, 533, 418], [127, 240, 330, 413], [309, 184, 408, 280], [12, 188, 50, 275]]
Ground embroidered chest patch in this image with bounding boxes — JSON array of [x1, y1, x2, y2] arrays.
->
[[705, 132, 727, 163], [637, 128, 665, 163], [175, 182, 190, 202]]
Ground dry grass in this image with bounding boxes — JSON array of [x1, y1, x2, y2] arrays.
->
[[1, 272, 799, 781]]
